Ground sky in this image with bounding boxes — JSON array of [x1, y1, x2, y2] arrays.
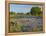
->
[[10, 4, 42, 13]]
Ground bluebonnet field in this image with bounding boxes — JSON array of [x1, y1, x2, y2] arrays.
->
[[9, 4, 43, 32]]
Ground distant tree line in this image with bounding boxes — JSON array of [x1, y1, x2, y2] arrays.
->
[[26, 7, 42, 16], [10, 7, 42, 16]]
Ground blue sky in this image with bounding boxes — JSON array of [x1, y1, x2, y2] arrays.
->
[[10, 4, 42, 13]]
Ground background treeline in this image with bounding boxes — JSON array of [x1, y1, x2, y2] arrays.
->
[[10, 7, 42, 16]]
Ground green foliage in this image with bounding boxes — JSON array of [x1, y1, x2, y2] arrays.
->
[[17, 13, 24, 15], [10, 12, 16, 15], [30, 7, 41, 16], [14, 22, 22, 32], [21, 25, 25, 32], [26, 12, 29, 15]]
